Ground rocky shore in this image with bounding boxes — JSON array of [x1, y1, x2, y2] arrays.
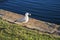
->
[[0, 9, 60, 36]]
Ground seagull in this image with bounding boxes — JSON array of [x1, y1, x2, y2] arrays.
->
[[14, 12, 31, 23]]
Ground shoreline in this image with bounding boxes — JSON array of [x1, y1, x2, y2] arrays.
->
[[0, 9, 60, 35]]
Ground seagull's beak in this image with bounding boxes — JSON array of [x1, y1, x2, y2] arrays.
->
[[29, 14, 31, 16]]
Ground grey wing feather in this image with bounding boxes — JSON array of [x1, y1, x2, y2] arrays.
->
[[15, 17, 26, 22]]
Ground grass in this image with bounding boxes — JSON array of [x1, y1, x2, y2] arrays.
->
[[0, 17, 60, 40]]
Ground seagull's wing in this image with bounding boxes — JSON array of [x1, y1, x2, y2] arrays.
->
[[15, 17, 26, 22]]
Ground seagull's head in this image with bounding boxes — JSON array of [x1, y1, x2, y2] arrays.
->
[[25, 12, 31, 16]]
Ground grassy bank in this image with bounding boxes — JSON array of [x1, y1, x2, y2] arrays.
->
[[0, 18, 60, 40]]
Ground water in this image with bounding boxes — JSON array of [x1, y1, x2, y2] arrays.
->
[[0, 0, 60, 24]]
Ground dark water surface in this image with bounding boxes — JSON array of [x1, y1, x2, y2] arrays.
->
[[0, 0, 60, 24]]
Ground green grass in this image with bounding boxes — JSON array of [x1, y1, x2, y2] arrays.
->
[[0, 17, 60, 40]]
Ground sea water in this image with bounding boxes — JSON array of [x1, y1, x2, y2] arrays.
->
[[0, 0, 60, 24]]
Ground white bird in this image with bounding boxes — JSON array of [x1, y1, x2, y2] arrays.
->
[[14, 12, 31, 23]]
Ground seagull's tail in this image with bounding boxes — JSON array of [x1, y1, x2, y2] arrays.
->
[[14, 20, 17, 22]]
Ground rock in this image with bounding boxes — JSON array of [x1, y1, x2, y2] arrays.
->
[[0, 9, 60, 36]]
